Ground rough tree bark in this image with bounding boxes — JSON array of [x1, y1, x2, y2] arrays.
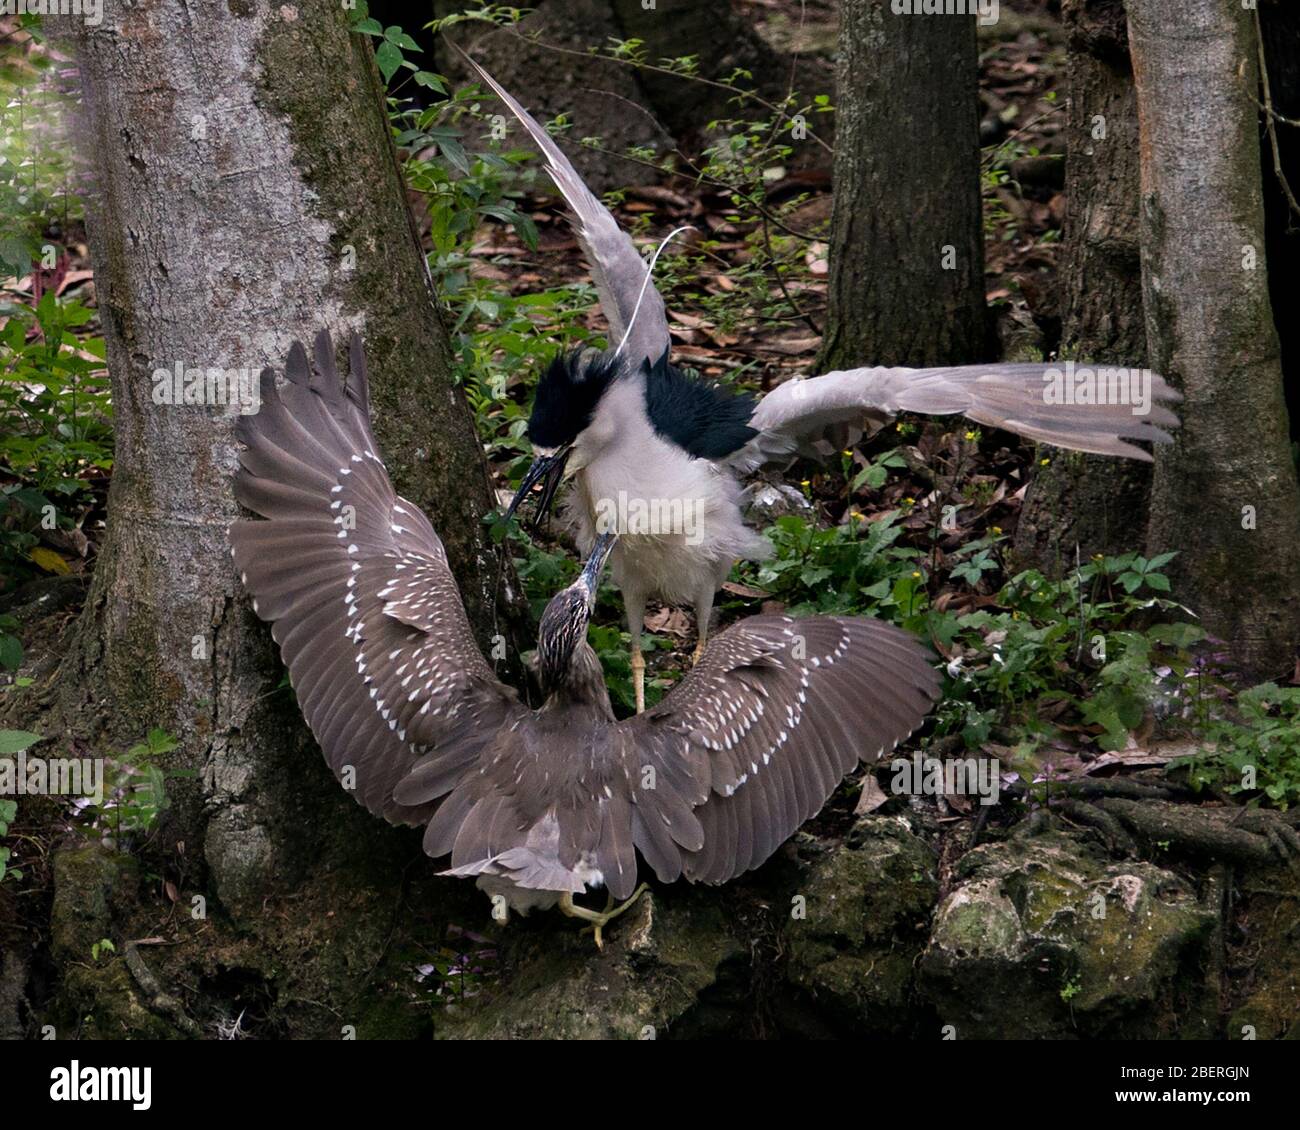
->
[[1015, 0, 1153, 570], [816, 1, 986, 370], [1128, 0, 1300, 676], [1259, 0, 1300, 439], [46, 2, 524, 917]]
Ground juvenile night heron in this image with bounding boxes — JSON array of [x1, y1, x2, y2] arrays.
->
[[471, 59, 1182, 713], [230, 332, 942, 944]]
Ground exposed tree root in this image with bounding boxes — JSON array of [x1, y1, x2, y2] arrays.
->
[[123, 941, 202, 1038], [1091, 798, 1300, 871]]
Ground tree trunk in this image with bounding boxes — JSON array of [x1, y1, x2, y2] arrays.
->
[[46, 2, 523, 916], [1128, 0, 1300, 676], [1015, 0, 1153, 570], [1259, 0, 1300, 441], [817, 1, 986, 370]]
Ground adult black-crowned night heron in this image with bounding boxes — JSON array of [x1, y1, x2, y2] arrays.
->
[[230, 332, 942, 945], [471, 59, 1182, 714]]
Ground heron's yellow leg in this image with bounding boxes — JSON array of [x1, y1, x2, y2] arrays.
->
[[558, 884, 650, 950], [692, 623, 709, 666], [630, 642, 646, 714]]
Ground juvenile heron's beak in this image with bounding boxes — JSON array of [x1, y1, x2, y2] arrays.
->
[[505, 443, 572, 531], [576, 529, 617, 600]]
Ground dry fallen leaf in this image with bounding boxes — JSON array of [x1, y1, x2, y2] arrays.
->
[[644, 607, 692, 637], [762, 335, 820, 356], [854, 773, 889, 815], [721, 581, 770, 599]]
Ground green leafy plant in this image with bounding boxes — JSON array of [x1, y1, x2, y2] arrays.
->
[[0, 294, 110, 583], [83, 729, 194, 849], [0, 26, 79, 282], [934, 557, 1203, 754], [740, 511, 925, 619], [588, 622, 676, 714], [738, 511, 1205, 764], [0, 797, 18, 883], [1188, 683, 1300, 809], [0, 728, 40, 883], [0, 614, 22, 671]]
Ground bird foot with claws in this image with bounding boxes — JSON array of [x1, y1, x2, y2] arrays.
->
[[559, 884, 650, 949]]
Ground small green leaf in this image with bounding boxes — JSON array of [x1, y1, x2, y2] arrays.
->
[[413, 70, 447, 93], [0, 730, 41, 755], [0, 636, 23, 671], [386, 29, 422, 52], [375, 40, 402, 82]]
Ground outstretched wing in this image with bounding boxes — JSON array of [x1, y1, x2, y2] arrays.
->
[[462, 50, 671, 368], [230, 331, 522, 827], [619, 615, 941, 885], [727, 362, 1182, 474]]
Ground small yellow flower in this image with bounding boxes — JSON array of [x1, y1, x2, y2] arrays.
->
[[902, 496, 915, 505], [991, 525, 1003, 536], [911, 571, 921, 579], [1040, 457, 1051, 466], [964, 430, 977, 441], [800, 478, 811, 488]]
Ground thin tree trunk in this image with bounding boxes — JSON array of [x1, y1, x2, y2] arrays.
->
[[817, 1, 986, 370], [1015, 0, 1152, 569], [47, 2, 523, 914], [1128, 0, 1300, 676]]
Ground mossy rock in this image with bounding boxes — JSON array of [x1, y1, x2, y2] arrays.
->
[[55, 961, 184, 1040], [434, 891, 744, 1040], [50, 843, 139, 966], [783, 815, 939, 1035], [919, 828, 1217, 1038]]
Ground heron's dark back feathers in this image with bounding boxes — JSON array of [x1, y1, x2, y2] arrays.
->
[[642, 350, 758, 459]]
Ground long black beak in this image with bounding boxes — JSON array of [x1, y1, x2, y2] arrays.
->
[[576, 529, 617, 597], [504, 445, 572, 532]]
